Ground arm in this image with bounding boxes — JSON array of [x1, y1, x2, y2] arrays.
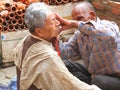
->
[[78, 21, 118, 41], [56, 15, 81, 60], [56, 15, 118, 41], [59, 30, 81, 60]]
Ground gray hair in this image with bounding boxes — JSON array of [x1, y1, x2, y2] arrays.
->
[[24, 2, 50, 33], [76, 1, 95, 12]]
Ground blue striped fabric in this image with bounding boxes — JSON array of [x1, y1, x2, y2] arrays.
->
[[59, 17, 120, 76]]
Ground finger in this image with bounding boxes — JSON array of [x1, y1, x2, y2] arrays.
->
[[55, 14, 64, 22]]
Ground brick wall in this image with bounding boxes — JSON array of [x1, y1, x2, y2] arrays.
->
[[91, 0, 120, 28]]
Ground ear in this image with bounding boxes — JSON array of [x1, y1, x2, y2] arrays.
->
[[90, 11, 96, 20], [34, 28, 43, 37]]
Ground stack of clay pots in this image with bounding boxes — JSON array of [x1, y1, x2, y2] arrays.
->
[[0, 1, 27, 32], [14, 0, 82, 6], [49, 0, 82, 5], [0, 0, 83, 32]]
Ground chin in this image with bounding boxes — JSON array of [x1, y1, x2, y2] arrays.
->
[[52, 37, 57, 39]]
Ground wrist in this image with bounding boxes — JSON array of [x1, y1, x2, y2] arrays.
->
[[70, 20, 79, 28]]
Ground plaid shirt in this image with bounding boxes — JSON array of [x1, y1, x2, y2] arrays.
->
[[59, 17, 120, 76]]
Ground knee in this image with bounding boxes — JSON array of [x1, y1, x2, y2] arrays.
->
[[91, 75, 120, 90], [91, 75, 109, 90]]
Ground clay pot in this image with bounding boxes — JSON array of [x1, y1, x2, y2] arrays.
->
[[0, 17, 4, 24], [20, 25, 25, 30], [5, 16, 10, 22], [28, 0, 40, 4], [0, 10, 9, 17], [16, 3, 26, 10], [43, 0, 49, 5], [11, 19, 17, 25], [2, 26, 8, 32], [16, 10, 22, 16], [56, 0, 63, 4], [14, 15, 20, 20], [0, 6, 3, 12], [9, 12, 15, 19], [18, 19, 23, 25], [11, 5, 17, 11], [72, 0, 78, 2], [2, 21, 7, 26], [62, 0, 69, 4], [14, 24, 19, 30], [0, 25, 2, 31], [8, 24, 14, 31], [5, 3, 10, 8], [49, 0, 56, 5]]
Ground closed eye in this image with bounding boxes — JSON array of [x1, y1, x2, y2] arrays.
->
[[74, 16, 84, 21]]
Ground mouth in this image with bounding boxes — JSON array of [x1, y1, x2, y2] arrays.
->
[[56, 26, 62, 33]]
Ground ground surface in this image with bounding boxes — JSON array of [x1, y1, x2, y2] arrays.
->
[[0, 66, 16, 86]]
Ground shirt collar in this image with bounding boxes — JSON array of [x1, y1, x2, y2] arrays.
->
[[96, 17, 101, 24], [31, 34, 52, 46]]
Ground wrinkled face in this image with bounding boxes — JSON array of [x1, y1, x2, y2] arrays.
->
[[40, 11, 60, 41], [72, 7, 91, 22]]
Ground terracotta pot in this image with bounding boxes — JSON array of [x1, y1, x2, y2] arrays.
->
[[0, 6, 3, 12], [43, 0, 49, 5], [11, 5, 17, 11], [22, 9, 25, 13], [22, 14, 24, 19], [62, 0, 69, 4], [14, 15, 20, 20], [0, 25, 2, 31], [0, 1, 5, 10], [2, 22, 7, 26], [3, 26, 8, 32], [16, 3, 26, 10], [56, 0, 63, 4], [23, 22, 28, 29], [49, 0, 56, 5], [4, 2, 11, 9], [20, 25, 25, 30], [0, 10, 9, 17], [9, 12, 15, 18], [13, 0, 18, 2], [14, 24, 19, 30], [72, 0, 78, 2], [0, 17, 4, 24], [18, 14, 24, 20], [28, 0, 40, 4], [5, 16, 10, 22], [18, 19, 23, 25], [8, 24, 14, 31], [22, 0, 29, 5], [16, 10, 22, 16], [11, 19, 17, 25]]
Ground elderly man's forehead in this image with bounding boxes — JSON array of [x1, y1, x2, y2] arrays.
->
[[46, 11, 56, 18]]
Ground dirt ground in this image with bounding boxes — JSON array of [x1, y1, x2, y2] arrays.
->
[[0, 66, 16, 86]]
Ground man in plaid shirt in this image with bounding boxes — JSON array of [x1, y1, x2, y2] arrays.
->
[[57, 1, 120, 90]]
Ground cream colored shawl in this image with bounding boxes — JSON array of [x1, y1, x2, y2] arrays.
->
[[14, 35, 101, 90]]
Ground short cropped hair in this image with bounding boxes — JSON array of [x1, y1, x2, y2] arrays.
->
[[77, 1, 95, 12], [24, 2, 50, 33]]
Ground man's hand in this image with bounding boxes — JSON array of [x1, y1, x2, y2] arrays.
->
[[56, 14, 79, 31]]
